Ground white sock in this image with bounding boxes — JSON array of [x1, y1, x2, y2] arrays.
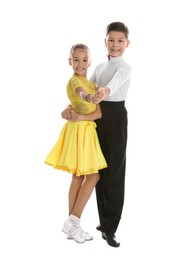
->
[[69, 214, 80, 226]]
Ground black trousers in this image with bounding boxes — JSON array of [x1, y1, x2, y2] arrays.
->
[[95, 101, 128, 234]]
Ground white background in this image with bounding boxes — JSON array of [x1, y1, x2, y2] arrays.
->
[[0, 0, 194, 259]]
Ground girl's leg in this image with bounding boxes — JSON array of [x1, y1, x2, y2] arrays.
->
[[63, 173, 99, 243], [68, 174, 84, 215], [71, 173, 100, 218]]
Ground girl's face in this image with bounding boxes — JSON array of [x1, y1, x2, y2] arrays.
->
[[105, 31, 130, 57], [69, 48, 91, 77]]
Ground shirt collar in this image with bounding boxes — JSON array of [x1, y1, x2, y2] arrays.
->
[[108, 55, 123, 62]]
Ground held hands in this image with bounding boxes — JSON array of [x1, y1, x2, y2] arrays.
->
[[90, 87, 106, 104]]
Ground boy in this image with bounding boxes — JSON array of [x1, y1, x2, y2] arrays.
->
[[90, 21, 132, 248]]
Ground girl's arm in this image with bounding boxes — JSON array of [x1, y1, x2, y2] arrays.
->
[[61, 86, 102, 121], [61, 86, 91, 119], [75, 86, 92, 102], [91, 86, 110, 104], [73, 103, 102, 121]]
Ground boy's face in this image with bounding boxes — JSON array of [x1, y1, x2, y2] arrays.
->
[[69, 48, 91, 77], [105, 31, 130, 57]]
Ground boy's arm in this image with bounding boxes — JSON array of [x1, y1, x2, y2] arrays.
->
[[61, 104, 102, 121], [71, 104, 102, 121], [91, 66, 132, 104], [61, 104, 72, 120]]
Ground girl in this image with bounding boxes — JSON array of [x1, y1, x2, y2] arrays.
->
[[45, 44, 107, 243]]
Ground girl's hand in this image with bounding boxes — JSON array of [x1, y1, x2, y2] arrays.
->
[[91, 87, 106, 104], [96, 87, 106, 97]]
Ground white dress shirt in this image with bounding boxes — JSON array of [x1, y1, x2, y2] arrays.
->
[[90, 56, 132, 102]]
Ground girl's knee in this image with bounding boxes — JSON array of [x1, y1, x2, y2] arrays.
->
[[96, 173, 100, 182], [86, 172, 100, 184], [72, 174, 84, 184], [93, 172, 100, 184]]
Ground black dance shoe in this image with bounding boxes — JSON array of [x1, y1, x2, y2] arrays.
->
[[102, 232, 120, 247], [96, 225, 101, 231]]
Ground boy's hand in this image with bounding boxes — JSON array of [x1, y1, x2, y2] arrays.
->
[[61, 107, 80, 122], [91, 87, 106, 104], [61, 107, 72, 120], [69, 110, 80, 122]]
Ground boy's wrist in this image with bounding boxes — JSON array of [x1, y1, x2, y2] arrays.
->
[[105, 87, 110, 96]]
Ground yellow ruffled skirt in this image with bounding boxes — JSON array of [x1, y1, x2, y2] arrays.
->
[[45, 121, 107, 176]]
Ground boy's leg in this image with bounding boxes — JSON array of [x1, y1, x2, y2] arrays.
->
[[95, 101, 128, 234]]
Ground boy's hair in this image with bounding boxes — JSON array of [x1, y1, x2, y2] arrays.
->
[[106, 22, 129, 39], [69, 43, 89, 57]]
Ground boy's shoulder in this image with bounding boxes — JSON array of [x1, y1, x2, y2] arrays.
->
[[119, 59, 132, 73], [122, 59, 131, 67]]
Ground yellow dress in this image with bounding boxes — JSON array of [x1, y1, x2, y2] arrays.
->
[[45, 74, 107, 176]]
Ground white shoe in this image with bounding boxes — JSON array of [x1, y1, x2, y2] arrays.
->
[[66, 229, 93, 241], [62, 218, 74, 234], [62, 218, 93, 243], [68, 226, 86, 243]]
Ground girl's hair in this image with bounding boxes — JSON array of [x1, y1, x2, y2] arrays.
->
[[69, 43, 89, 57], [106, 22, 129, 39]]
